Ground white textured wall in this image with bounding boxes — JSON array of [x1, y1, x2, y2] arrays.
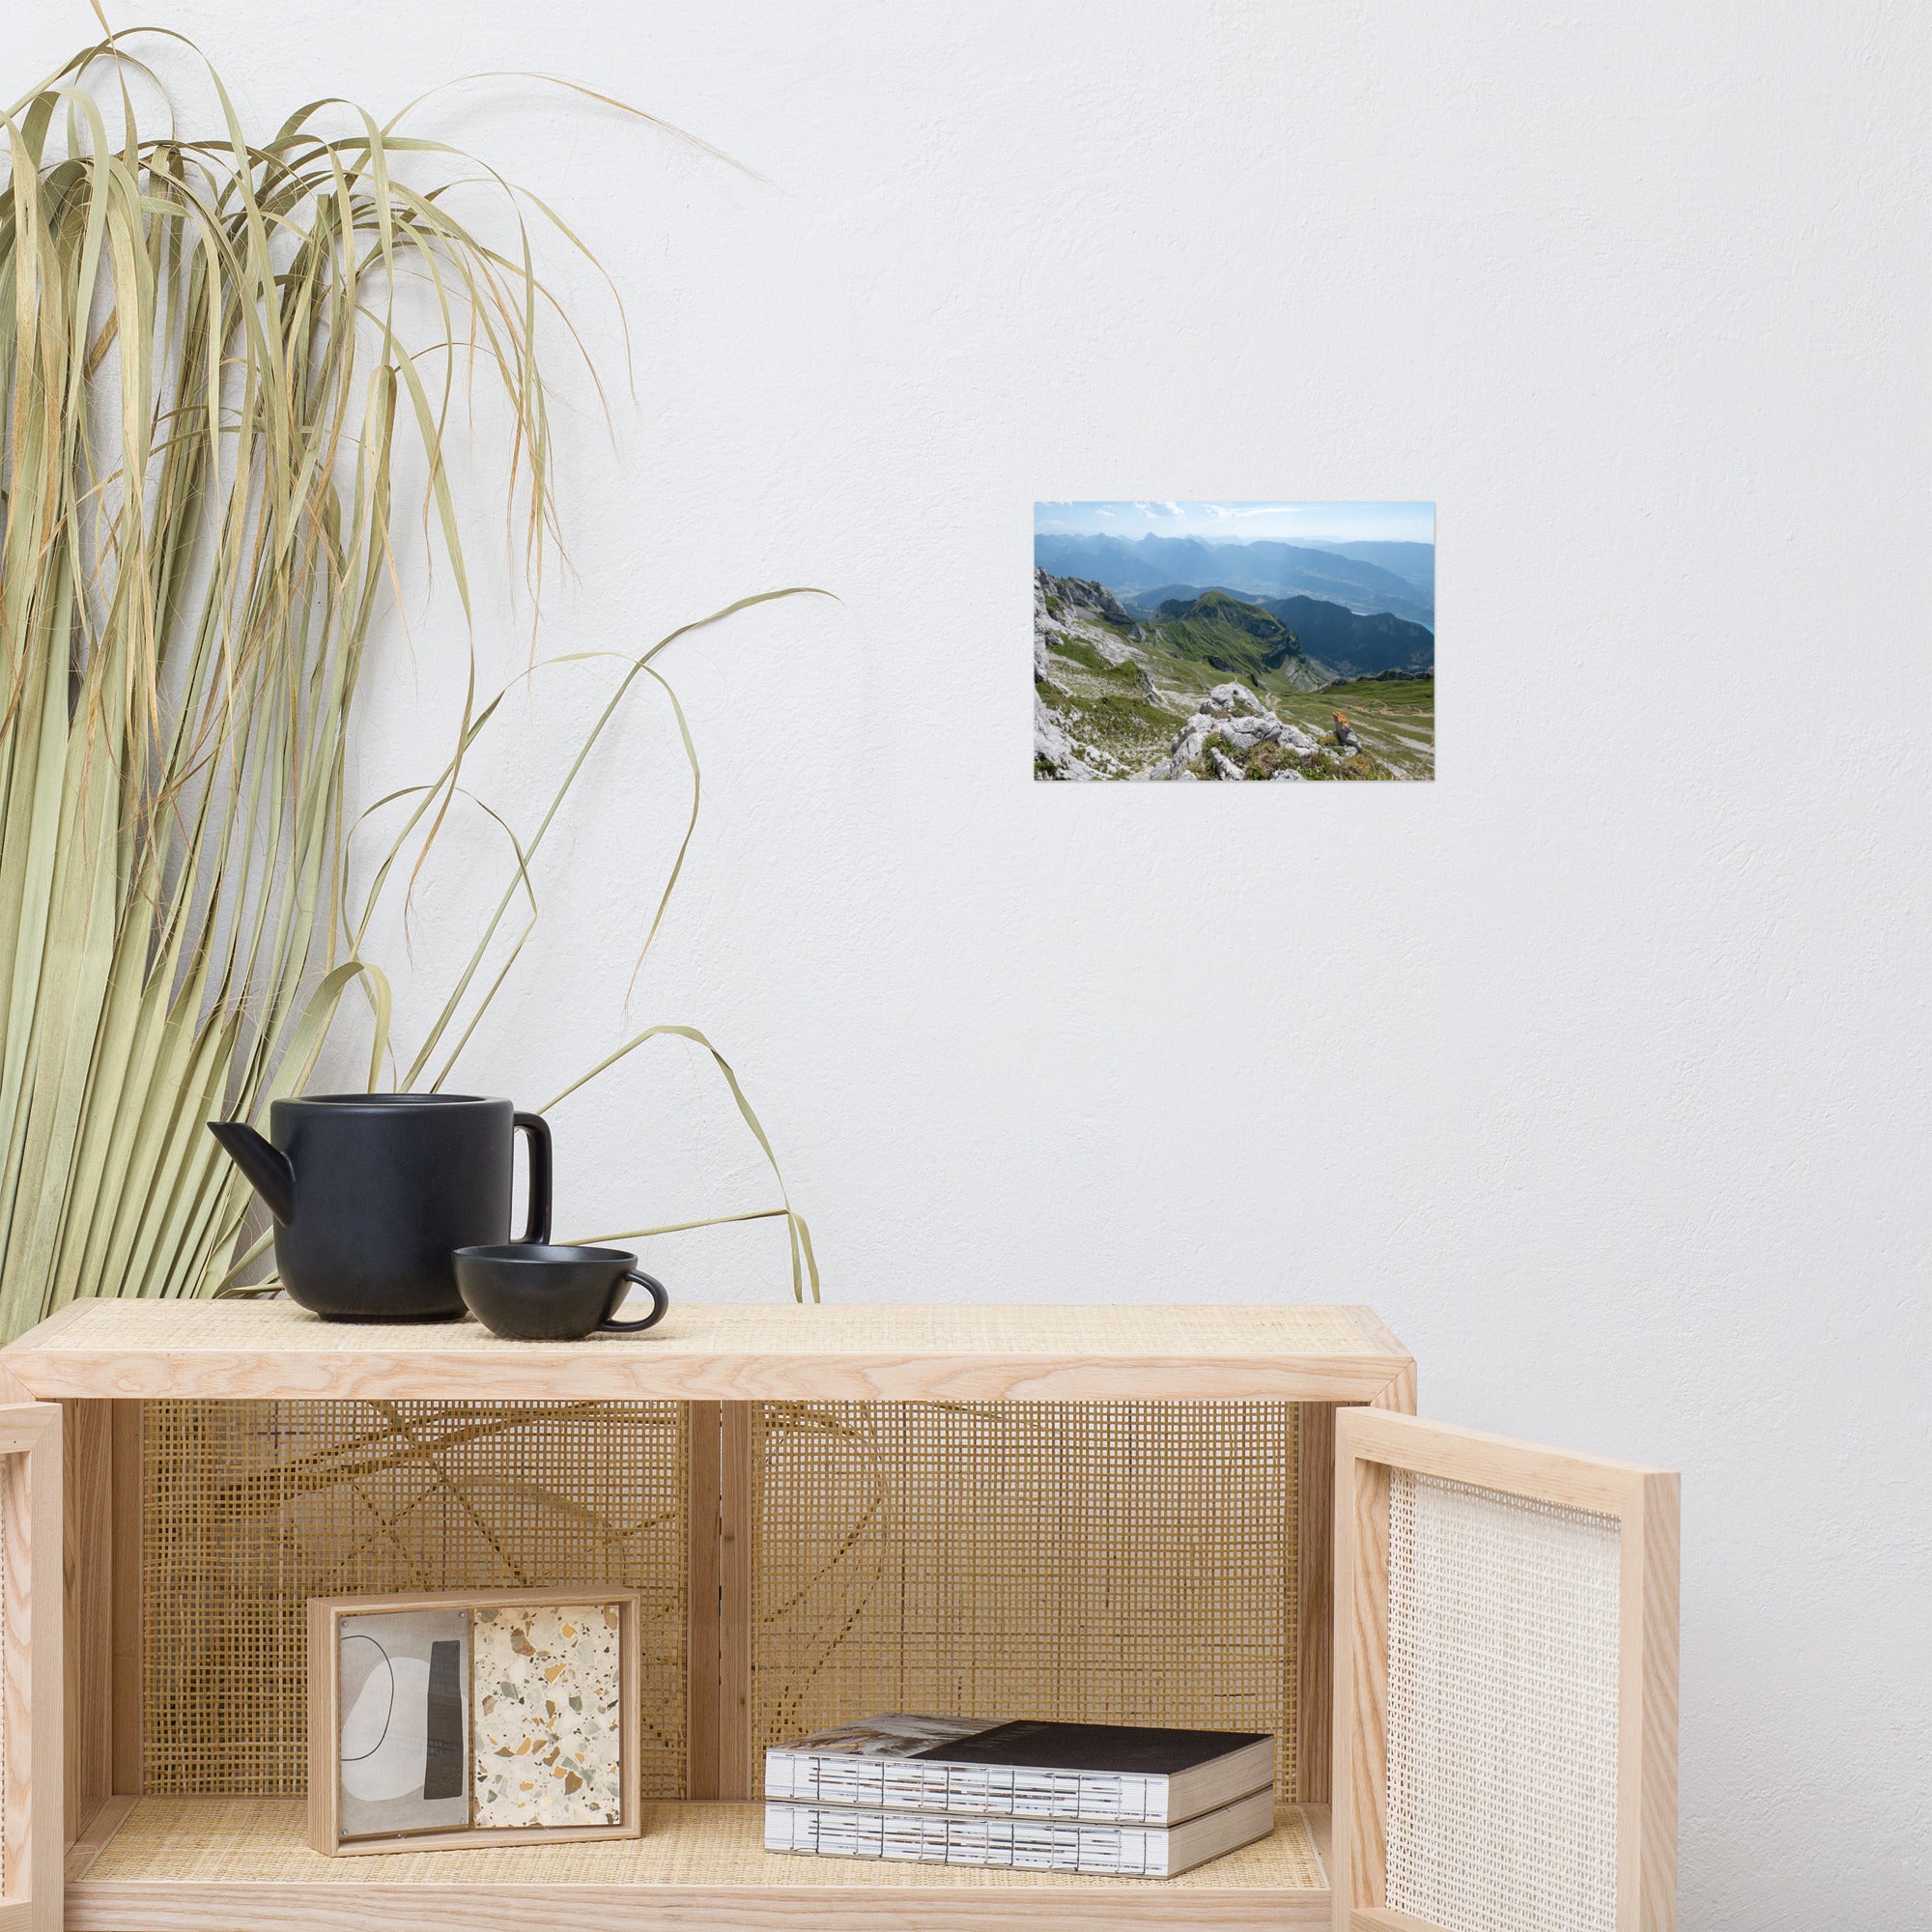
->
[[18, 3, 1929, 1920]]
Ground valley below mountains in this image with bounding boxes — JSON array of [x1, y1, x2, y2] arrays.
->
[[1035, 569, 1435, 781]]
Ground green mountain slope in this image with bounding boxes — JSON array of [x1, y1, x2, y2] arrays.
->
[[1147, 590, 1310, 685]]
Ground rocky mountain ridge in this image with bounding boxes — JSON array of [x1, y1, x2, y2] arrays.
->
[[1257, 594, 1434, 677], [1035, 569, 1431, 781], [1118, 585, 1433, 680]]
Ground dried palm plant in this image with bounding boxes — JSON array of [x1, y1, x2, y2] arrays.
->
[[0, 26, 817, 1340]]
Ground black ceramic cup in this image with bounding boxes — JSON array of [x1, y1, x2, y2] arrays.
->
[[452, 1243, 669, 1342]]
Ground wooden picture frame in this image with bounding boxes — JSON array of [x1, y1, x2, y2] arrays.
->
[[307, 1586, 642, 1856], [1332, 1408, 1679, 1932]]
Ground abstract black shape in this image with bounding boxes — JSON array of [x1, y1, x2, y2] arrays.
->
[[422, 1637, 465, 1800]]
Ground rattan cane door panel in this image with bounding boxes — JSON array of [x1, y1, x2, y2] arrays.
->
[[1385, 1471, 1621, 1930], [749, 1401, 1302, 1799], [1333, 1409, 1678, 1932], [141, 1401, 686, 1798]]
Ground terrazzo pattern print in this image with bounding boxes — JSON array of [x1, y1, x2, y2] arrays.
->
[[471, 1604, 624, 1828]]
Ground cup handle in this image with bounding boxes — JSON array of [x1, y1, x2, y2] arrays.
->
[[600, 1270, 669, 1334]]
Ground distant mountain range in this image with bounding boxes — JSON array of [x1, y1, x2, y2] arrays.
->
[[1034, 532, 1433, 628], [1310, 540, 1435, 589]]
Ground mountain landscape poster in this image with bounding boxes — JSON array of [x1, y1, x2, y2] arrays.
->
[[1034, 501, 1435, 781]]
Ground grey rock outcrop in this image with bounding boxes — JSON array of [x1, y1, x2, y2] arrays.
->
[[1038, 568, 1133, 627], [1037, 568, 1136, 665], [1147, 690, 1321, 780], [1152, 715, 1214, 779], [1034, 701, 1098, 780], [1034, 569, 1065, 637], [1204, 682, 1267, 718]]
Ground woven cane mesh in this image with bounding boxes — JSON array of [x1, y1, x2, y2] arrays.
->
[[751, 1402, 1299, 1798], [1385, 1469, 1621, 1932], [84, 1796, 1326, 1889], [142, 1401, 686, 1797]]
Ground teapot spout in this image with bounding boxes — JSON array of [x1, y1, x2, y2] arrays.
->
[[207, 1120, 296, 1224]]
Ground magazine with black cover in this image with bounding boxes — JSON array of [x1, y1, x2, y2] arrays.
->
[[764, 1715, 1274, 1827], [765, 1716, 1000, 1810], [765, 1785, 1275, 1878]]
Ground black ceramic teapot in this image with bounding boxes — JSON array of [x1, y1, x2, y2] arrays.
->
[[209, 1094, 551, 1321]]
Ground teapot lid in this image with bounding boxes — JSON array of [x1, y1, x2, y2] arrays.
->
[[281, 1092, 507, 1108]]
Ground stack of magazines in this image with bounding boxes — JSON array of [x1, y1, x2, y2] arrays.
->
[[763, 1713, 1276, 1878]]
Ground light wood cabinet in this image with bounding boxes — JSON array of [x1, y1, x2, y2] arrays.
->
[[0, 1298, 1675, 1932]]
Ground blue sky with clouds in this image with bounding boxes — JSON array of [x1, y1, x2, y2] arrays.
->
[[1034, 500, 1434, 545]]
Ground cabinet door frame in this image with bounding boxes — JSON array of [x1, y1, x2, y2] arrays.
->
[[0, 1402, 62, 1932], [1333, 1407, 1678, 1932]]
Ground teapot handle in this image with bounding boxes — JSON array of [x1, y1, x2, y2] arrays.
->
[[513, 1112, 553, 1244]]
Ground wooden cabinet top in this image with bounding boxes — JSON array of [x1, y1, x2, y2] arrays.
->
[[1, 1297, 1412, 1404]]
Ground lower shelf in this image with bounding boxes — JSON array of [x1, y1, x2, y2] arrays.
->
[[66, 1796, 1331, 1930]]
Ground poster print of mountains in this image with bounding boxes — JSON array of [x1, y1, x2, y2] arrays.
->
[[1033, 501, 1434, 781]]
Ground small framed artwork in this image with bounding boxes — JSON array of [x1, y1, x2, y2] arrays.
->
[[1034, 500, 1435, 781], [306, 1586, 641, 1855]]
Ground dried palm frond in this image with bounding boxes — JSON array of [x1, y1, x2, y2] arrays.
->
[[0, 28, 818, 1338]]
